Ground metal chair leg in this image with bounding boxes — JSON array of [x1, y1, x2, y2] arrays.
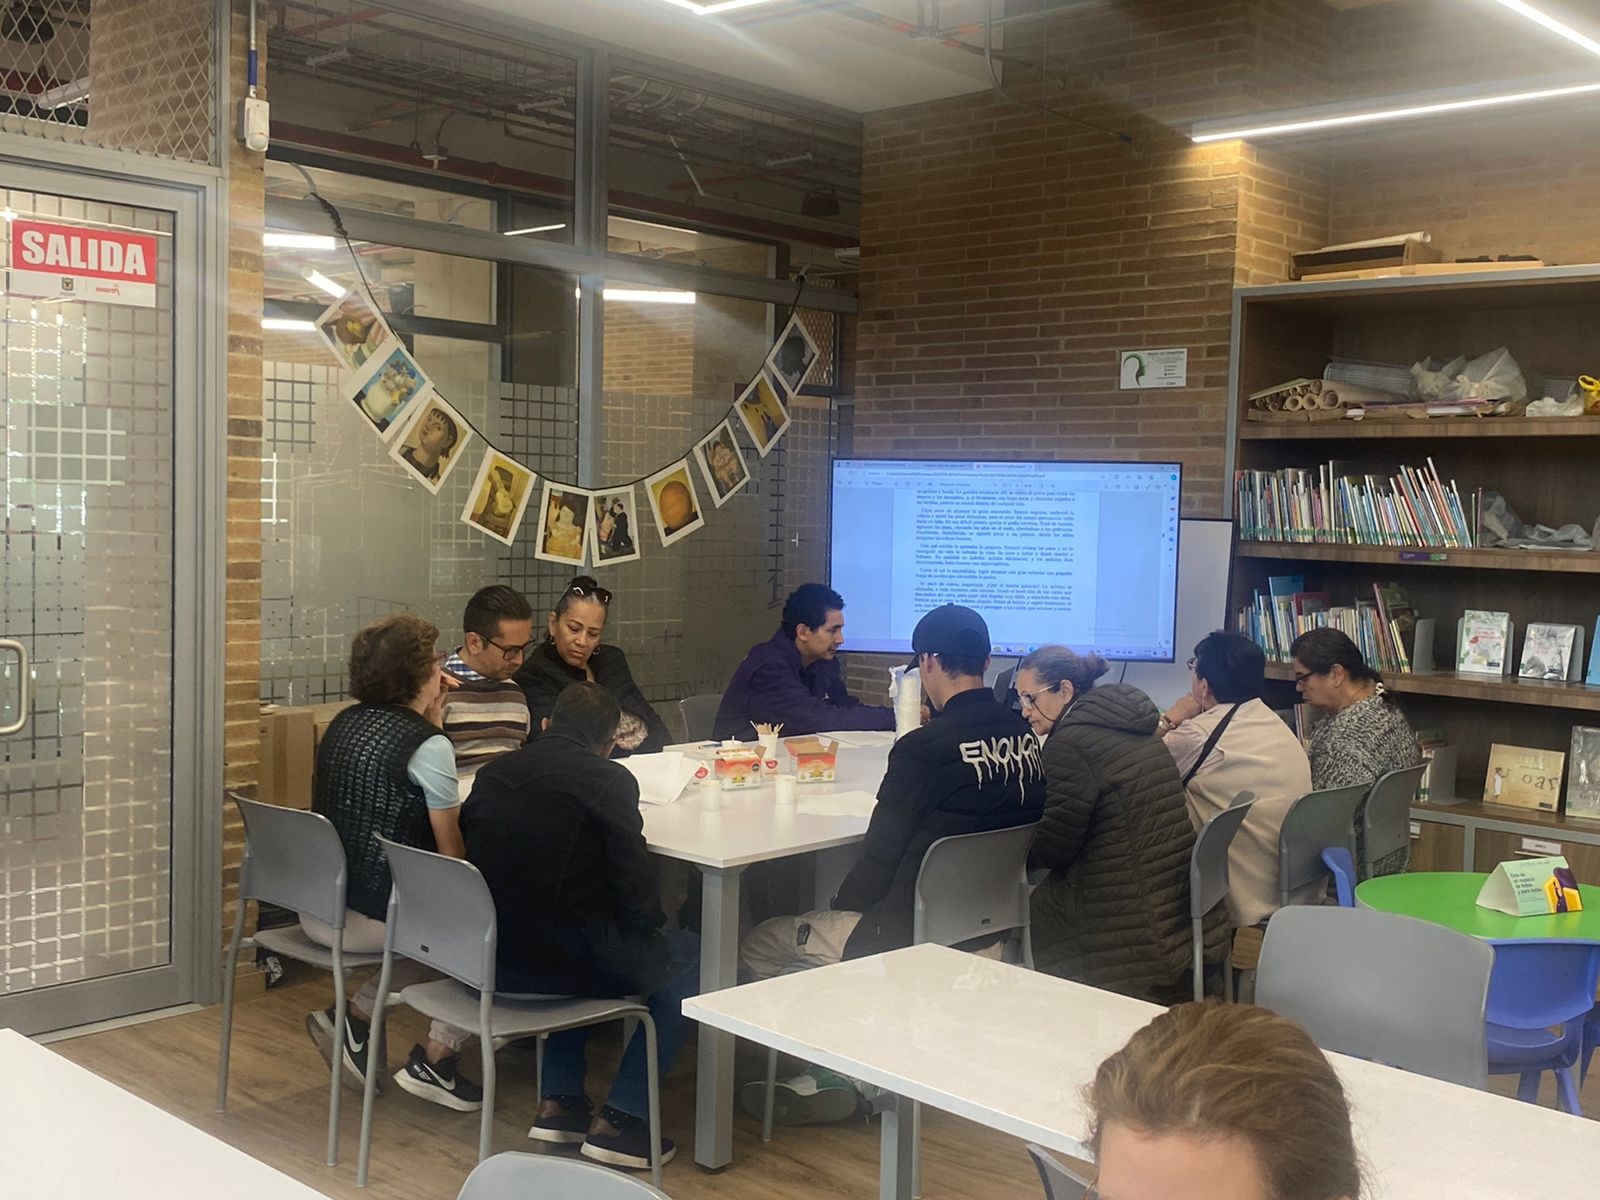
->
[[356, 950, 394, 1188], [642, 1012, 663, 1191], [215, 899, 247, 1112], [762, 1045, 778, 1142], [478, 989, 496, 1162], [327, 943, 346, 1166]]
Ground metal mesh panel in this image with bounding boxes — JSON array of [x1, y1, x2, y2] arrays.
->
[[0, 0, 216, 164], [1, 187, 174, 995]]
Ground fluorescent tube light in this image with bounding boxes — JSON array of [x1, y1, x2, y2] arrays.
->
[[604, 288, 697, 304], [1491, 0, 1600, 57], [303, 270, 346, 299], [264, 232, 337, 250], [504, 223, 567, 236], [653, 0, 785, 15], [261, 317, 317, 331], [1192, 77, 1600, 143]]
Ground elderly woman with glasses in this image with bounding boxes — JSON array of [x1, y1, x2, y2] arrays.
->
[[515, 575, 671, 757], [1014, 644, 1218, 1003]]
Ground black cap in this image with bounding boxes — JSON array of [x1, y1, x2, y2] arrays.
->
[[908, 604, 991, 666]]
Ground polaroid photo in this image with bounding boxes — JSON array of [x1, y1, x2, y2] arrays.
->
[[460, 449, 536, 547], [388, 394, 473, 494], [316, 289, 395, 374], [351, 345, 431, 440], [694, 419, 751, 508], [733, 369, 792, 458], [645, 459, 705, 548], [535, 480, 594, 567], [590, 485, 642, 566], [766, 314, 821, 397]]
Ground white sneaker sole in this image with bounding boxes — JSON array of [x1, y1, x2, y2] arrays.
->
[[580, 1139, 676, 1170], [526, 1125, 587, 1145], [392, 1066, 483, 1113]]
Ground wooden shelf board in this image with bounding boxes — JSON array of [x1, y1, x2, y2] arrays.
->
[[1415, 799, 1600, 837], [1264, 662, 1600, 712], [1237, 541, 1600, 574], [1239, 418, 1600, 441]]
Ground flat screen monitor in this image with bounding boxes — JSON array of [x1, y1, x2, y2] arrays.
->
[[829, 458, 1182, 661]]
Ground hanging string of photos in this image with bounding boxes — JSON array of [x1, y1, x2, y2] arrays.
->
[[302, 192, 824, 571]]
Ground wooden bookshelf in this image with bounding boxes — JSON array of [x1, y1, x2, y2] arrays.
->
[[1228, 266, 1600, 820]]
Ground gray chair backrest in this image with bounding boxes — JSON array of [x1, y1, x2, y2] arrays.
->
[[1257, 905, 1491, 1090], [1362, 763, 1428, 875], [375, 835, 499, 992], [458, 1151, 670, 1200], [1026, 1144, 1091, 1200], [678, 693, 721, 742], [1190, 800, 1254, 920], [1278, 784, 1367, 906], [913, 822, 1040, 950], [233, 793, 348, 928], [993, 666, 1017, 703]]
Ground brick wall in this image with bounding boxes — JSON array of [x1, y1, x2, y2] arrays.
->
[[604, 302, 696, 395], [87, 0, 215, 161]]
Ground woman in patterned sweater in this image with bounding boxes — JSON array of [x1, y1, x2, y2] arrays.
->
[[1289, 628, 1421, 876]]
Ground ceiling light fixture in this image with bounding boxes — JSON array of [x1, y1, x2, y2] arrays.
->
[[303, 269, 346, 299], [261, 317, 318, 331], [1191, 76, 1600, 143], [265, 231, 337, 250], [504, 223, 568, 236], [1490, 0, 1600, 57], [604, 288, 697, 305], [652, 0, 785, 16]]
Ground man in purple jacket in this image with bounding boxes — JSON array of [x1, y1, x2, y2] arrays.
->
[[712, 583, 895, 740]]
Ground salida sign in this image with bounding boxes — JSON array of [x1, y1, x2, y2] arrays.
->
[[8, 218, 159, 308]]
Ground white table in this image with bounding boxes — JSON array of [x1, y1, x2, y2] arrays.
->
[[0, 1027, 333, 1199], [644, 740, 889, 1170], [685, 943, 1600, 1199]]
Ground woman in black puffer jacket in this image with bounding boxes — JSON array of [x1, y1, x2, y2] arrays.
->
[[1016, 645, 1227, 1003]]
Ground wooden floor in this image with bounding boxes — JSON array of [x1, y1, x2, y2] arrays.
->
[[48, 972, 1600, 1200]]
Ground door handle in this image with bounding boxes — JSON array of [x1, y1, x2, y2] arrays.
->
[[0, 638, 28, 736]]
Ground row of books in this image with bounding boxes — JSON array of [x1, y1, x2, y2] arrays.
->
[[1235, 458, 1473, 547], [1455, 610, 1596, 683], [1236, 575, 1422, 672], [1483, 734, 1600, 820]]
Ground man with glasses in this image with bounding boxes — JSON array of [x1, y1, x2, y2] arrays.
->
[[440, 585, 535, 777]]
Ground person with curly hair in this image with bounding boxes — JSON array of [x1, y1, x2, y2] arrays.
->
[[300, 613, 484, 1112]]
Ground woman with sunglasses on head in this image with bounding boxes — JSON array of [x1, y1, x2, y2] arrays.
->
[[515, 576, 672, 757], [1015, 645, 1220, 1002]]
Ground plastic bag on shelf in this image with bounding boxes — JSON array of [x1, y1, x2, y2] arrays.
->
[[1409, 346, 1527, 415]]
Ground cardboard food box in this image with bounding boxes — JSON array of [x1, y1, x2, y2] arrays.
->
[[712, 744, 764, 790], [257, 699, 355, 810], [785, 736, 840, 784]]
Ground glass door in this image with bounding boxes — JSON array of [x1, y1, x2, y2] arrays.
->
[[0, 168, 206, 1034]]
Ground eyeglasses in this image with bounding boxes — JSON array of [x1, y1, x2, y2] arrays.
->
[[1017, 681, 1063, 710], [1186, 656, 1197, 671], [567, 582, 612, 606], [483, 635, 535, 660], [1293, 669, 1318, 685]]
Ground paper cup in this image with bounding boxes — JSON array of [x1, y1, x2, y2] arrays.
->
[[773, 773, 797, 806], [759, 732, 779, 762]]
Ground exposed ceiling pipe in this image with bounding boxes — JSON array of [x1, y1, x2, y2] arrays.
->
[[668, 133, 710, 198], [282, 6, 387, 39]]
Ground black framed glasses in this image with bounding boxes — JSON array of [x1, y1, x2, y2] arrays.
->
[[1017, 681, 1064, 710], [567, 582, 612, 606], [484, 635, 535, 660]]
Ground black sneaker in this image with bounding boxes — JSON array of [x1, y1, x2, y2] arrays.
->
[[527, 1094, 592, 1145], [580, 1104, 676, 1170], [305, 1006, 381, 1093], [392, 1044, 483, 1112]]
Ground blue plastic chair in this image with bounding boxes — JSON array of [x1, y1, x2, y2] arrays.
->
[[1485, 940, 1600, 1116], [1581, 1003, 1600, 1086], [1320, 847, 1357, 908]]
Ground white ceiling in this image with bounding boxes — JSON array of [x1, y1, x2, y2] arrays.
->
[[454, 0, 1002, 113]]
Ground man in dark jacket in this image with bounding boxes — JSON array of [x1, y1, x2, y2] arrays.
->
[[737, 605, 1044, 1124], [461, 682, 696, 1172], [712, 582, 894, 740]]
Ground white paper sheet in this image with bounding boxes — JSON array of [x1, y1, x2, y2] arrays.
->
[[620, 751, 701, 806], [820, 729, 896, 750], [796, 789, 878, 818]]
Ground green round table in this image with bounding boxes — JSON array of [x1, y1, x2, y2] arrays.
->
[[1356, 872, 1600, 941]]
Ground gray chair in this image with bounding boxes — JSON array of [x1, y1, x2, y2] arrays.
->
[[1257, 905, 1492, 1089], [1189, 797, 1255, 1002], [1360, 763, 1428, 879], [1026, 1144, 1092, 1200], [356, 838, 664, 1189], [677, 692, 721, 742], [217, 794, 383, 1167], [458, 1152, 669, 1199], [1277, 784, 1368, 908]]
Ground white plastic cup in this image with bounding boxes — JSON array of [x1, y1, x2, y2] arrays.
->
[[759, 732, 779, 763], [773, 773, 797, 806]]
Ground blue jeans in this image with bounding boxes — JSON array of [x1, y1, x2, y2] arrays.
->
[[540, 930, 700, 1119]]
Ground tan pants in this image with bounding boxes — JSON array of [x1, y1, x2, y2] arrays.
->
[[300, 912, 469, 1051], [740, 910, 863, 981]]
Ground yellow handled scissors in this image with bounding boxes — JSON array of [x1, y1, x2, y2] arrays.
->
[[1580, 375, 1600, 412]]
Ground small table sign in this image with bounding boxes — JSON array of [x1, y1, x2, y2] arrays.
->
[[1476, 856, 1584, 917]]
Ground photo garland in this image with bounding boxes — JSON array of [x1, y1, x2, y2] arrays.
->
[[314, 228, 820, 565]]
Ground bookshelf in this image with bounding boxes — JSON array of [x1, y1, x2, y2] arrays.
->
[[1226, 266, 1600, 877]]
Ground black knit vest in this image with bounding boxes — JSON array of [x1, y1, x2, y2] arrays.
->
[[314, 704, 439, 920]]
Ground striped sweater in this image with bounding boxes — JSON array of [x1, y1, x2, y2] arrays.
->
[[441, 651, 532, 775]]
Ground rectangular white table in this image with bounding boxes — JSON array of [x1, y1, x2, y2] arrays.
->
[[0, 1027, 334, 1199], [644, 739, 889, 1170], [685, 943, 1600, 1198]]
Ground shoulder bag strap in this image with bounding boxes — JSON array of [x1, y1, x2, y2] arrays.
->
[[1181, 703, 1243, 788]]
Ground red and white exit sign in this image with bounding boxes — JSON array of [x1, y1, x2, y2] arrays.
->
[[8, 218, 159, 308]]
